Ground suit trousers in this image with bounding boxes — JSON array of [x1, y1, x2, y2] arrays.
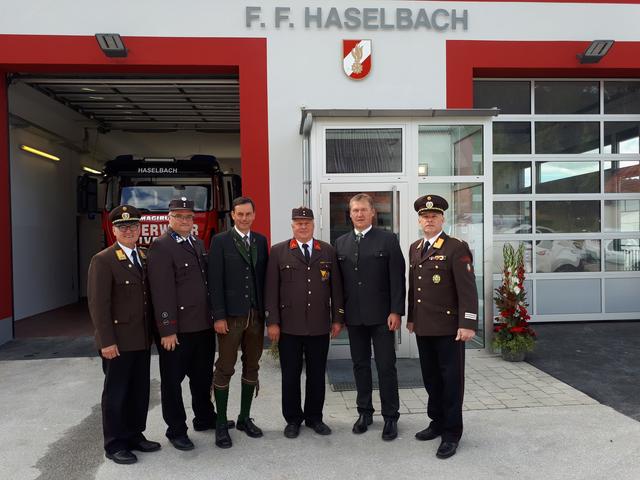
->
[[416, 335, 465, 442], [347, 324, 400, 420], [213, 309, 264, 388], [279, 333, 330, 425], [101, 349, 151, 454], [157, 329, 217, 438]]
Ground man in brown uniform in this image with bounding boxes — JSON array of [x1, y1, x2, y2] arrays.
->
[[147, 197, 217, 451], [264, 207, 344, 439], [88, 205, 161, 464], [407, 194, 478, 459]]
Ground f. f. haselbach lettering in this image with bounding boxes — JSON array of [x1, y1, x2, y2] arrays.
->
[[245, 6, 468, 32]]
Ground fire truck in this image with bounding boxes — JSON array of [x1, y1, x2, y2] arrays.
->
[[102, 154, 241, 247]]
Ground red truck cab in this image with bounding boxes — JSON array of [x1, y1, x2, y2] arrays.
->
[[102, 154, 240, 248]]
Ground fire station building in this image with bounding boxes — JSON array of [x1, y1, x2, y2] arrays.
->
[[0, 1, 639, 357]]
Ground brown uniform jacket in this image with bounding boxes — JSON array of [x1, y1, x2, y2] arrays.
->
[[264, 238, 344, 336], [147, 228, 213, 337], [87, 243, 152, 351], [407, 232, 478, 336]]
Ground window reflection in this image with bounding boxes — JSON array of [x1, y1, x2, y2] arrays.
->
[[604, 122, 640, 154], [493, 202, 532, 234], [474, 81, 531, 114], [418, 125, 483, 176], [494, 241, 532, 273], [605, 239, 640, 271], [494, 162, 532, 194], [535, 122, 600, 154], [535, 81, 599, 115], [326, 128, 402, 174], [604, 200, 640, 232], [536, 161, 600, 194], [536, 201, 600, 233], [536, 239, 600, 273], [493, 122, 531, 154], [604, 160, 640, 193], [604, 81, 640, 114]]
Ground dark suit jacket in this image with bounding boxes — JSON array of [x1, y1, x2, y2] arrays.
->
[[147, 228, 213, 337], [264, 238, 344, 336], [87, 243, 152, 351], [208, 229, 268, 320], [335, 227, 406, 326], [407, 232, 478, 336]]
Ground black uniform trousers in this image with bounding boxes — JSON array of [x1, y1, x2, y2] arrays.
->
[[156, 329, 217, 438], [416, 335, 465, 442], [279, 333, 330, 425], [347, 324, 400, 420], [101, 349, 151, 454]]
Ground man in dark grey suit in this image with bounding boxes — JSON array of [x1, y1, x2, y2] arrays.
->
[[335, 193, 406, 441], [208, 197, 268, 449]]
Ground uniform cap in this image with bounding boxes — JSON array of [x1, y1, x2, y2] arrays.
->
[[414, 194, 448, 215], [292, 206, 314, 219], [109, 204, 142, 225], [169, 197, 195, 211]]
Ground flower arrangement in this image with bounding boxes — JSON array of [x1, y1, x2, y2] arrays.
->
[[493, 243, 536, 360]]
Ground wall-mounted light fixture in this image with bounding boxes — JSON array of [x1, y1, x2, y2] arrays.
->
[[418, 164, 428, 176], [20, 145, 60, 162], [95, 33, 127, 58], [82, 166, 102, 175], [577, 40, 614, 64]]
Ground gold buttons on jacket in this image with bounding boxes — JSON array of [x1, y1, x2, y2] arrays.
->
[[125, 280, 130, 284], [417, 299, 422, 303], [185, 263, 189, 267], [418, 276, 422, 280], [446, 310, 451, 314], [180, 306, 184, 310], [114, 320, 119, 324], [417, 287, 421, 291]]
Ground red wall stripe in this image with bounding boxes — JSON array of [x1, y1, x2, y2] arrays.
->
[[0, 35, 271, 324], [446, 40, 640, 108]]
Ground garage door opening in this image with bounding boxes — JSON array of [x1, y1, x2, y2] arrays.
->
[[9, 74, 242, 339]]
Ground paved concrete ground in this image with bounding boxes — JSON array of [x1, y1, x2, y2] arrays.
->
[[1, 350, 639, 480]]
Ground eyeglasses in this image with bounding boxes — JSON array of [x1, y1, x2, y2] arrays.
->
[[170, 214, 195, 221], [115, 224, 140, 232]]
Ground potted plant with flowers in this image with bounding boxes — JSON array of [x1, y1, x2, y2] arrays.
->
[[493, 243, 536, 361]]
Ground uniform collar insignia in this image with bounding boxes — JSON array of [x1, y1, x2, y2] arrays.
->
[[138, 248, 146, 259], [115, 248, 127, 261], [433, 237, 444, 249], [313, 239, 321, 251], [289, 239, 298, 250]]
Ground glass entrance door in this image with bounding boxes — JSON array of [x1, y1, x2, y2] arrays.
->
[[319, 183, 410, 359]]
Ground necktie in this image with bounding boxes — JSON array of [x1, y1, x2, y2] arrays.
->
[[243, 234, 251, 251], [131, 249, 143, 274], [422, 240, 431, 257], [302, 243, 310, 264], [355, 232, 363, 244]]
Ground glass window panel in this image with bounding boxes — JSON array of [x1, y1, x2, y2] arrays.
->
[[604, 122, 640, 154], [493, 241, 533, 273], [493, 202, 532, 234], [535, 122, 600, 154], [604, 81, 640, 114], [493, 122, 531, 154], [605, 239, 640, 272], [328, 191, 394, 244], [604, 200, 640, 232], [536, 239, 600, 273], [493, 162, 532, 194], [325, 128, 402, 174], [418, 125, 483, 176], [604, 160, 640, 193], [473, 81, 531, 114], [535, 81, 599, 114], [536, 201, 600, 233], [536, 161, 600, 194]]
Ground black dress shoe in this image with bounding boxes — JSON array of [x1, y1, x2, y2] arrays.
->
[[381, 419, 398, 441], [130, 439, 161, 452], [284, 423, 301, 439], [306, 421, 332, 435], [194, 419, 235, 431], [215, 424, 233, 449], [352, 414, 373, 434], [436, 441, 459, 459], [236, 417, 263, 438], [415, 426, 441, 441], [105, 450, 137, 465], [169, 436, 195, 451]]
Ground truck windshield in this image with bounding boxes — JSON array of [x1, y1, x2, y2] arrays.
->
[[120, 185, 209, 212]]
